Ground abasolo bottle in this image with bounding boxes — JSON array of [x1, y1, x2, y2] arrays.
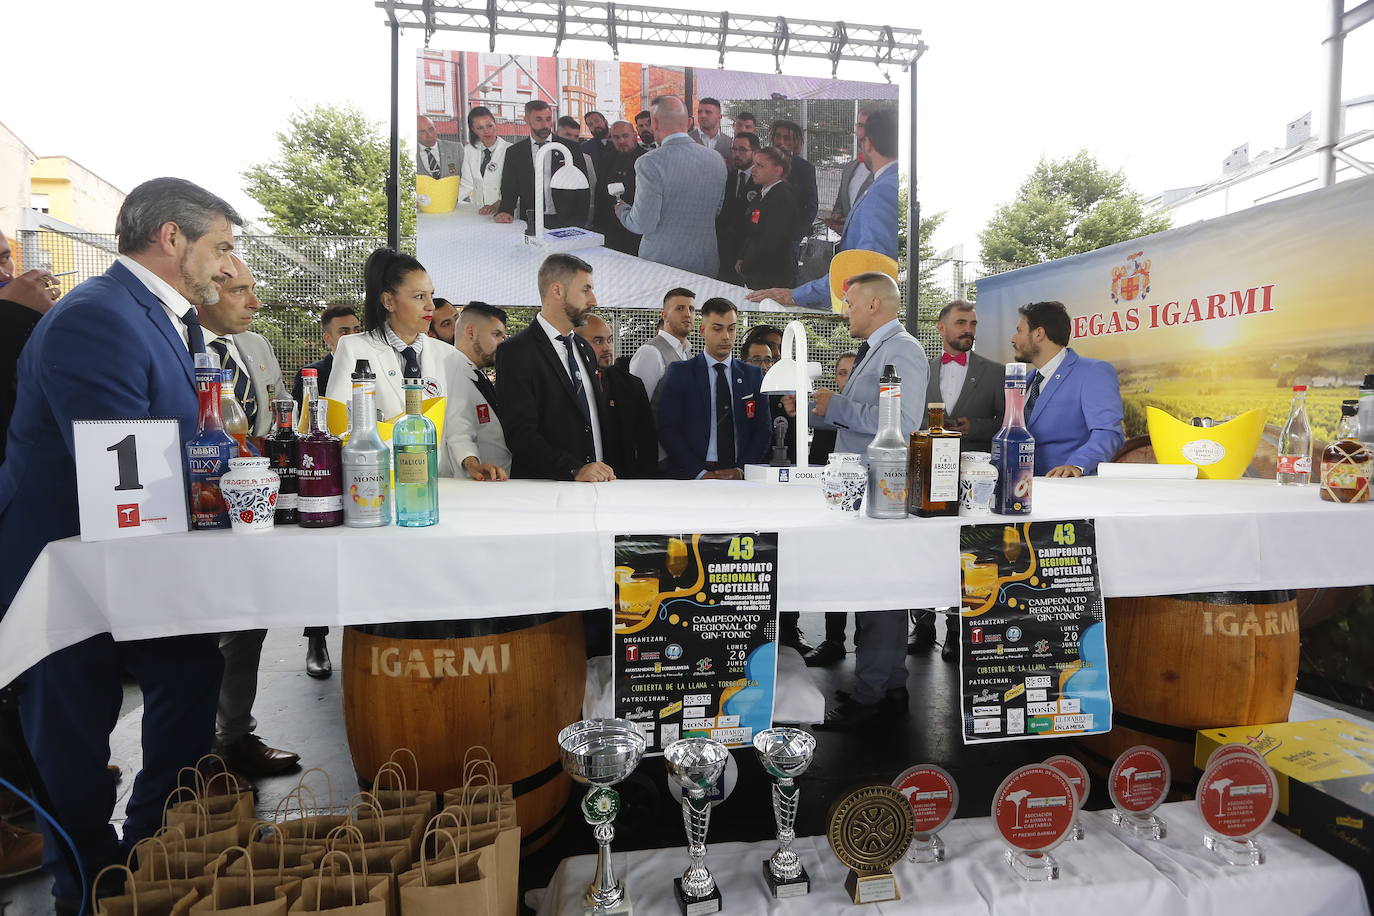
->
[[992, 362, 1034, 515], [186, 352, 238, 530], [908, 401, 962, 517]]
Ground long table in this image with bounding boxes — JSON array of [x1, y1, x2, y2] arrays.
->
[[3, 477, 1372, 688]]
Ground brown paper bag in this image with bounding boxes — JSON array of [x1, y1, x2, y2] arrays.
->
[[162, 789, 249, 851], [396, 827, 492, 916], [171, 761, 257, 823], [190, 845, 303, 915], [364, 753, 436, 819], [344, 796, 424, 862], [289, 852, 388, 915], [300, 825, 409, 916], [225, 823, 322, 880], [273, 784, 345, 843], [439, 751, 515, 821], [94, 864, 199, 916], [131, 831, 221, 884]]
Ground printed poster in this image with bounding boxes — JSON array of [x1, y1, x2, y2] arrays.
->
[[613, 532, 778, 755], [958, 520, 1111, 744]]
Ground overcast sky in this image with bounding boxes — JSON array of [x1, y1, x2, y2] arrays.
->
[[6, 0, 1372, 258]]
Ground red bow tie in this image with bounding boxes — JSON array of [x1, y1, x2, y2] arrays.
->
[[941, 352, 968, 366]]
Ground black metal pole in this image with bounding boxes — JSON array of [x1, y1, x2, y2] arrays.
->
[[905, 60, 919, 336], [388, 19, 401, 251]]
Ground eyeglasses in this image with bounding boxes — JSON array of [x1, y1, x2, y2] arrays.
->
[[746, 355, 777, 367]]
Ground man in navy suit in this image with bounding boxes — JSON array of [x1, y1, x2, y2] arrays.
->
[[1010, 300, 1124, 476], [0, 178, 241, 913], [656, 297, 771, 479]]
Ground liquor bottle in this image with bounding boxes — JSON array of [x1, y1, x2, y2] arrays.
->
[[265, 397, 299, 525], [297, 368, 319, 435], [908, 402, 962, 518], [1277, 385, 1312, 486], [342, 360, 391, 527], [865, 364, 909, 519], [297, 394, 344, 528], [219, 368, 253, 456], [393, 378, 439, 527], [991, 362, 1035, 515], [1320, 400, 1372, 504], [186, 352, 238, 530], [1358, 374, 1374, 447]]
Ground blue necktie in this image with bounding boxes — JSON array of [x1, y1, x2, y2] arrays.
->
[[1024, 371, 1044, 419], [557, 334, 592, 423], [180, 308, 205, 355]]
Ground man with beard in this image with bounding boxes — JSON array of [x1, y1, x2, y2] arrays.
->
[[688, 97, 732, 163], [593, 121, 646, 255], [580, 110, 614, 175], [496, 100, 591, 229], [446, 301, 511, 480], [495, 254, 615, 481], [428, 297, 458, 345], [716, 131, 758, 284], [577, 314, 658, 479], [0, 178, 240, 913]]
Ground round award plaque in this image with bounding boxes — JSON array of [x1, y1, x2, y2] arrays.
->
[[892, 765, 958, 840], [826, 784, 915, 874], [1198, 753, 1277, 840], [1044, 755, 1089, 811], [1204, 742, 1264, 771], [1108, 745, 1171, 815], [990, 764, 1077, 853]]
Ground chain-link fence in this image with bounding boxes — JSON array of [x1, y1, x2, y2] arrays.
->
[[16, 228, 1024, 390]]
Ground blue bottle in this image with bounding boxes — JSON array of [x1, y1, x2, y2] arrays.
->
[[991, 362, 1035, 515], [186, 352, 239, 529]]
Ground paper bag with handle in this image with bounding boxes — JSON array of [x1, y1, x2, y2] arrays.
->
[[162, 786, 248, 851], [167, 756, 255, 822], [396, 819, 493, 916], [339, 795, 423, 866], [440, 748, 514, 821], [366, 751, 436, 819], [189, 845, 303, 915], [439, 779, 517, 916], [94, 863, 199, 916], [288, 851, 388, 915], [273, 771, 346, 841], [226, 822, 323, 880], [130, 829, 219, 887]]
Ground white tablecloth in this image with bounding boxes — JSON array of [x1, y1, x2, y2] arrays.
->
[[3, 477, 1372, 688], [534, 802, 1370, 916]]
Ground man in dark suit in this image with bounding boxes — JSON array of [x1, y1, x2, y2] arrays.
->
[[716, 132, 759, 283], [736, 147, 800, 291], [657, 298, 771, 479], [577, 314, 658, 479], [0, 178, 240, 913], [770, 119, 818, 244], [495, 99, 591, 230], [496, 253, 616, 482], [593, 121, 646, 256], [1, 228, 61, 465], [580, 110, 614, 176], [291, 303, 361, 404]]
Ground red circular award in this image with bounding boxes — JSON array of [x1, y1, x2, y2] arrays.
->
[[893, 765, 958, 839], [1205, 742, 1264, 771], [1108, 745, 1170, 815], [1198, 753, 1277, 840], [1044, 755, 1089, 811], [990, 764, 1077, 853]]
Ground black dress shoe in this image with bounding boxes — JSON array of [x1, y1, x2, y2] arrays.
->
[[803, 640, 846, 667], [779, 628, 814, 656], [817, 697, 890, 731], [306, 635, 332, 679], [941, 616, 959, 662], [907, 611, 936, 653], [834, 686, 908, 710]]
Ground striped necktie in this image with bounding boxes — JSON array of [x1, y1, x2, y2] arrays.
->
[[209, 339, 256, 431]]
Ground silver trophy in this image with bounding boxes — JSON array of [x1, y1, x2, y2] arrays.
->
[[558, 719, 647, 915], [663, 738, 729, 916], [753, 727, 816, 898]]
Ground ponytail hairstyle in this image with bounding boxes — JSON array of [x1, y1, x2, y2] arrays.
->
[[362, 247, 426, 333]]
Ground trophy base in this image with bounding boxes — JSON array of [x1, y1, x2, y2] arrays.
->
[[583, 893, 633, 916], [1069, 818, 1085, 842], [844, 869, 900, 904], [1204, 832, 1265, 866], [1110, 809, 1167, 840], [1005, 849, 1059, 881], [761, 860, 810, 898], [908, 833, 946, 863], [673, 878, 722, 916]]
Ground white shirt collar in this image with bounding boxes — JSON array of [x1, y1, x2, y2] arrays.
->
[[760, 179, 783, 197], [871, 160, 897, 182], [537, 313, 574, 344], [116, 254, 193, 317], [1037, 347, 1068, 380], [704, 351, 731, 369], [657, 329, 690, 358]]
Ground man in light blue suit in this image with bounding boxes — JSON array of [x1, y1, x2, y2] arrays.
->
[[0, 179, 240, 914], [616, 96, 726, 278], [1010, 300, 1125, 476], [746, 108, 900, 310]]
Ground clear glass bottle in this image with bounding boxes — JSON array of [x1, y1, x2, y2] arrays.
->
[[186, 352, 238, 530], [394, 378, 439, 527], [297, 394, 344, 528], [1277, 384, 1312, 486], [1320, 400, 1372, 504], [865, 364, 909, 519], [265, 398, 299, 525], [992, 362, 1035, 515], [297, 368, 319, 435], [342, 359, 391, 527], [220, 368, 253, 456], [908, 402, 962, 518]]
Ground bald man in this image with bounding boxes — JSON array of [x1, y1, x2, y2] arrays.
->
[[616, 96, 726, 277], [196, 255, 287, 438], [577, 314, 659, 479], [416, 115, 463, 179], [811, 271, 929, 731]]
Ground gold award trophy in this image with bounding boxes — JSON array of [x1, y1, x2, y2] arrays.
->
[[826, 784, 915, 904]]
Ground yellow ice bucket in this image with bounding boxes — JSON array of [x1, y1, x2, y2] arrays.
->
[[1145, 406, 1265, 480], [416, 174, 460, 214]]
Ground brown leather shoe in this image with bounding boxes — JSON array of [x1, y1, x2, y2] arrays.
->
[[222, 734, 301, 778], [0, 820, 43, 879]]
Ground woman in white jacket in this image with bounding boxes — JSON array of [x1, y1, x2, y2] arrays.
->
[[458, 106, 510, 214], [327, 248, 505, 480]]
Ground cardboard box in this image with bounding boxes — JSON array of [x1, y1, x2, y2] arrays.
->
[[1196, 718, 1374, 893]]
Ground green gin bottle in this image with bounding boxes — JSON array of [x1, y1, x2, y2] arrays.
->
[[393, 378, 439, 527]]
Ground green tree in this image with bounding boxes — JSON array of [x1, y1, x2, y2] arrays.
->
[[897, 177, 949, 314], [242, 103, 415, 237], [978, 151, 1170, 264]]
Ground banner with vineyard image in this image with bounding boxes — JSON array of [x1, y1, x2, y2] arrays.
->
[[974, 173, 1374, 476]]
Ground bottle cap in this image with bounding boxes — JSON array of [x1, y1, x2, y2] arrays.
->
[[403, 377, 423, 387], [301, 368, 318, 377], [1292, 385, 1307, 392], [928, 401, 945, 409], [1004, 362, 1028, 377], [194, 352, 217, 370], [352, 359, 375, 380], [1342, 400, 1358, 416], [881, 364, 899, 383]]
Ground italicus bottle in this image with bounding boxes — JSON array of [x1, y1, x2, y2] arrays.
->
[[865, 364, 909, 519], [342, 359, 391, 527], [394, 378, 439, 527], [297, 393, 344, 528], [186, 352, 238, 530], [992, 362, 1035, 515], [265, 398, 299, 524]]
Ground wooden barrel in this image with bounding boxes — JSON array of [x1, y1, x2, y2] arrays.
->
[[1077, 591, 1298, 794], [342, 612, 587, 855]]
